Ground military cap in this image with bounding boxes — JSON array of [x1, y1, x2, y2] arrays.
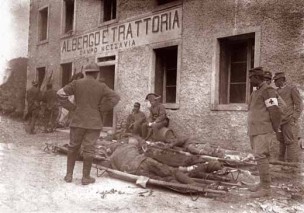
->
[[32, 80, 38, 86], [134, 102, 140, 107], [145, 93, 161, 101], [264, 70, 272, 80], [273, 72, 285, 80], [249, 67, 264, 77], [83, 62, 99, 73]]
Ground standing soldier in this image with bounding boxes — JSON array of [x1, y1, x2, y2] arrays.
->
[[25, 80, 41, 134], [42, 82, 59, 133], [273, 72, 303, 163], [57, 62, 120, 185], [263, 70, 286, 161], [247, 67, 282, 198]]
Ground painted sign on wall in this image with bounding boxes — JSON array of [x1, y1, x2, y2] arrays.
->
[[61, 7, 182, 60]]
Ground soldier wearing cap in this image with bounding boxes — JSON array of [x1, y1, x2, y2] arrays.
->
[[57, 62, 120, 185], [247, 67, 282, 198], [41, 82, 59, 133], [141, 93, 169, 140], [264, 70, 273, 85], [273, 71, 303, 163], [25, 80, 41, 134], [125, 102, 146, 136]]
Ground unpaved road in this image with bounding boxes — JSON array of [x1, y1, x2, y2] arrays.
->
[[0, 115, 304, 213]]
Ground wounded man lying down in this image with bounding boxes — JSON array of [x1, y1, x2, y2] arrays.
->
[[109, 138, 193, 183]]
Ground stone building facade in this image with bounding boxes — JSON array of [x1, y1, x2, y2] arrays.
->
[[27, 0, 304, 151]]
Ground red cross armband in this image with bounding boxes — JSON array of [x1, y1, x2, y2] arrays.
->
[[264, 98, 278, 107]]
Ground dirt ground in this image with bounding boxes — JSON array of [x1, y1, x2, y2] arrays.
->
[[0, 115, 304, 213]]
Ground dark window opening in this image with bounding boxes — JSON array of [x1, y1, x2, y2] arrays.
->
[[61, 63, 72, 87], [38, 8, 48, 41], [97, 56, 116, 63], [157, 0, 177, 5], [219, 33, 255, 104], [103, 0, 116, 22], [36, 67, 46, 88], [154, 46, 178, 104], [64, 0, 75, 33]]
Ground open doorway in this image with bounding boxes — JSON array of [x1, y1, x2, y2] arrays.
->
[[99, 65, 115, 128], [61, 63, 72, 87]]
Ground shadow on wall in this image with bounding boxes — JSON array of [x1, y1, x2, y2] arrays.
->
[[0, 57, 28, 117]]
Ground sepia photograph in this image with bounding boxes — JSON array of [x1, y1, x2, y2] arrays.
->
[[0, 0, 304, 212]]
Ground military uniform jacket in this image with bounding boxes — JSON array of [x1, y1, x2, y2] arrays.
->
[[126, 110, 146, 124], [42, 89, 58, 110], [148, 103, 168, 123], [26, 86, 40, 111], [58, 76, 120, 129], [277, 84, 303, 123], [248, 82, 277, 136]]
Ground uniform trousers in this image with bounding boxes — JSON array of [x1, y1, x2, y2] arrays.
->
[[68, 127, 101, 158], [277, 120, 299, 162], [250, 133, 275, 188]]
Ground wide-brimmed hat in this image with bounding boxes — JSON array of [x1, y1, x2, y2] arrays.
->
[[145, 93, 161, 101]]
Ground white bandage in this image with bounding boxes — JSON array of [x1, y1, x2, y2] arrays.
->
[[265, 98, 278, 107]]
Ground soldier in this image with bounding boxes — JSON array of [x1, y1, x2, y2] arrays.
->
[[125, 102, 146, 136], [141, 93, 169, 140], [264, 70, 272, 85], [57, 62, 120, 185], [273, 72, 303, 163], [247, 67, 282, 198], [42, 82, 59, 133], [25, 80, 41, 134]]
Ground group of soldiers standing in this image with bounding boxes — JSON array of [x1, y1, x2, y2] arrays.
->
[[247, 67, 303, 198], [25, 81, 59, 134]]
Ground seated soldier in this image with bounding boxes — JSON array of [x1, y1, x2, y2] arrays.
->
[[142, 93, 169, 140], [125, 102, 146, 136]]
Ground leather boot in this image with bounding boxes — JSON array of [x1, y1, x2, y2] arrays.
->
[[250, 160, 271, 198], [81, 156, 95, 185], [64, 151, 77, 183]]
